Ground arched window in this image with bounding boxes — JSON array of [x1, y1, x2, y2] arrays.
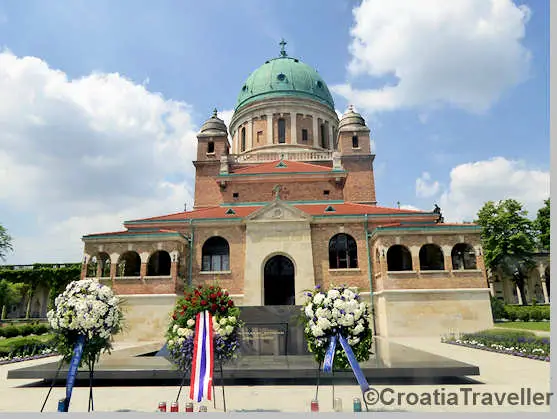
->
[[202, 236, 230, 271], [278, 118, 286, 143], [419, 244, 444, 270], [387, 245, 413, 271], [241, 127, 246, 152], [451, 243, 477, 270], [147, 250, 172, 276], [118, 251, 141, 277], [98, 252, 111, 277], [329, 234, 358, 269]]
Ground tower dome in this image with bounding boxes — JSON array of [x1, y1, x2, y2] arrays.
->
[[339, 105, 368, 132], [199, 108, 228, 135], [235, 41, 335, 111]]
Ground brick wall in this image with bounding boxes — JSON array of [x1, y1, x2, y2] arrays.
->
[[341, 156, 377, 204]]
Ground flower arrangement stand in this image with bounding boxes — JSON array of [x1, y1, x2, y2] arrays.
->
[[40, 358, 65, 412]]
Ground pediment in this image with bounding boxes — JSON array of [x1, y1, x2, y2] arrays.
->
[[245, 200, 311, 223]]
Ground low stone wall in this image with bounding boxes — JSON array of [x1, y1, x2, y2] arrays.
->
[[374, 288, 493, 337], [115, 294, 179, 342]]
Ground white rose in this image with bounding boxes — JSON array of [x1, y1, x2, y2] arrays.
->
[[225, 325, 234, 335], [331, 308, 340, 319], [187, 319, 195, 327], [305, 304, 314, 318], [317, 317, 331, 331], [348, 337, 360, 346], [168, 339, 175, 346], [184, 329, 194, 338], [311, 325, 325, 337], [220, 318, 227, 326], [343, 289, 355, 300], [178, 337, 185, 344], [323, 297, 331, 306], [353, 324, 365, 335], [327, 290, 340, 299], [173, 324, 179, 332], [228, 316, 236, 324], [313, 293, 325, 305]]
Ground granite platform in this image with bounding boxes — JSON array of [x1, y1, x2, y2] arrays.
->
[[8, 338, 480, 386]]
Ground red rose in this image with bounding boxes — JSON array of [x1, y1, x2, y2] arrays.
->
[[220, 306, 226, 312], [172, 314, 177, 320], [224, 291, 229, 296], [210, 293, 217, 300], [201, 300, 207, 306], [185, 296, 191, 301], [227, 300, 234, 307], [217, 291, 222, 297], [211, 304, 217, 311], [180, 310, 185, 315]]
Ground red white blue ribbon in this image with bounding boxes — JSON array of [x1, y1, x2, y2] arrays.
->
[[189, 311, 214, 402]]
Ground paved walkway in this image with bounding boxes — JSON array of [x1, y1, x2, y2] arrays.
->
[[0, 337, 552, 413]]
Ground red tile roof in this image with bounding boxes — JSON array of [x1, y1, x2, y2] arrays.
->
[[295, 202, 429, 216], [126, 202, 432, 224], [84, 228, 182, 238], [230, 160, 334, 175]]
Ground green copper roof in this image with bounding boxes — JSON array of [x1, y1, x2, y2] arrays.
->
[[235, 48, 335, 111]]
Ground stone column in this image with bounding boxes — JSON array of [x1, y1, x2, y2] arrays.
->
[[539, 268, 550, 304], [291, 113, 297, 144], [516, 285, 523, 305], [328, 123, 334, 149], [110, 263, 117, 281], [247, 119, 253, 150], [140, 262, 147, 278], [96, 262, 102, 278], [313, 115, 319, 148], [80, 262, 87, 280], [267, 114, 273, 144]]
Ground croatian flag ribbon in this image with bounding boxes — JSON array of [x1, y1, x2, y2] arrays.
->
[[189, 310, 214, 403], [60, 334, 86, 412], [323, 333, 371, 394]]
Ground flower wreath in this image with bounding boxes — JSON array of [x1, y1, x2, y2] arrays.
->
[[166, 285, 243, 371], [302, 284, 373, 369], [47, 279, 124, 365]]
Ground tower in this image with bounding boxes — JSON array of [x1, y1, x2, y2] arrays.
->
[[337, 106, 377, 205], [193, 109, 230, 209]]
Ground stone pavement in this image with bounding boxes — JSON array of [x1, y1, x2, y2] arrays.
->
[[0, 337, 552, 413]]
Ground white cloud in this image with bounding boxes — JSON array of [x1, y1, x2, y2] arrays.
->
[[416, 172, 441, 198], [439, 157, 549, 222], [333, 0, 531, 113], [399, 204, 426, 212], [0, 50, 199, 264], [217, 109, 234, 142]]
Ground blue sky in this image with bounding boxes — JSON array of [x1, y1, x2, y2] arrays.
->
[[0, 0, 550, 264]]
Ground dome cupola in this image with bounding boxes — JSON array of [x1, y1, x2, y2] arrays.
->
[[235, 40, 335, 111], [199, 108, 228, 135]]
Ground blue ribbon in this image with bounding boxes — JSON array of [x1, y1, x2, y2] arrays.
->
[[323, 335, 337, 373], [323, 333, 371, 394], [61, 334, 86, 412]]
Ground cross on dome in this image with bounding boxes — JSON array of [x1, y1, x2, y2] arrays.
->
[[279, 38, 287, 57]]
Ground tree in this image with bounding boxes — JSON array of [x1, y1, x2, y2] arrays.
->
[[534, 198, 550, 251], [0, 224, 13, 262], [0, 279, 24, 319], [476, 199, 536, 306]]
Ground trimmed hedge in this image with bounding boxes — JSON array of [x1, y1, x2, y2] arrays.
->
[[0, 322, 50, 338], [0, 334, 56, 358], [504, 305, 550, 322], [490, 298, 550, 322]]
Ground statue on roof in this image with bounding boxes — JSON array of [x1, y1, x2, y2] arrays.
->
[[273, 184, 282, 200], [279, 38, 287, 57]]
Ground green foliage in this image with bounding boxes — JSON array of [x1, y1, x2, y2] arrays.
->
[[534, 198, 550, 251], [496, 321, 550, 332], [0, 224, 13, 262], [0, 279, 25, 319], [472, 328, 536, 339], [490, 297, 506, 321], [0, 334, 56, 358], [476, 199, 536, 305], [0, 322, 50, 338], [0, 265, 81, 309], [503, 305, 550, 321]]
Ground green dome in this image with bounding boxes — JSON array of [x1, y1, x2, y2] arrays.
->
[[235, 56, 335, 111]]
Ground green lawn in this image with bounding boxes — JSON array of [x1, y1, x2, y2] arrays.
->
[[495, 321, 550, 332]]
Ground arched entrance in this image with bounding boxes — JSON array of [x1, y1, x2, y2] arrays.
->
[[264, 255, 295, 305]]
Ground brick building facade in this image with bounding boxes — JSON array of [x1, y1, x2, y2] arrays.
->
[[81, 44, 493, 341]]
